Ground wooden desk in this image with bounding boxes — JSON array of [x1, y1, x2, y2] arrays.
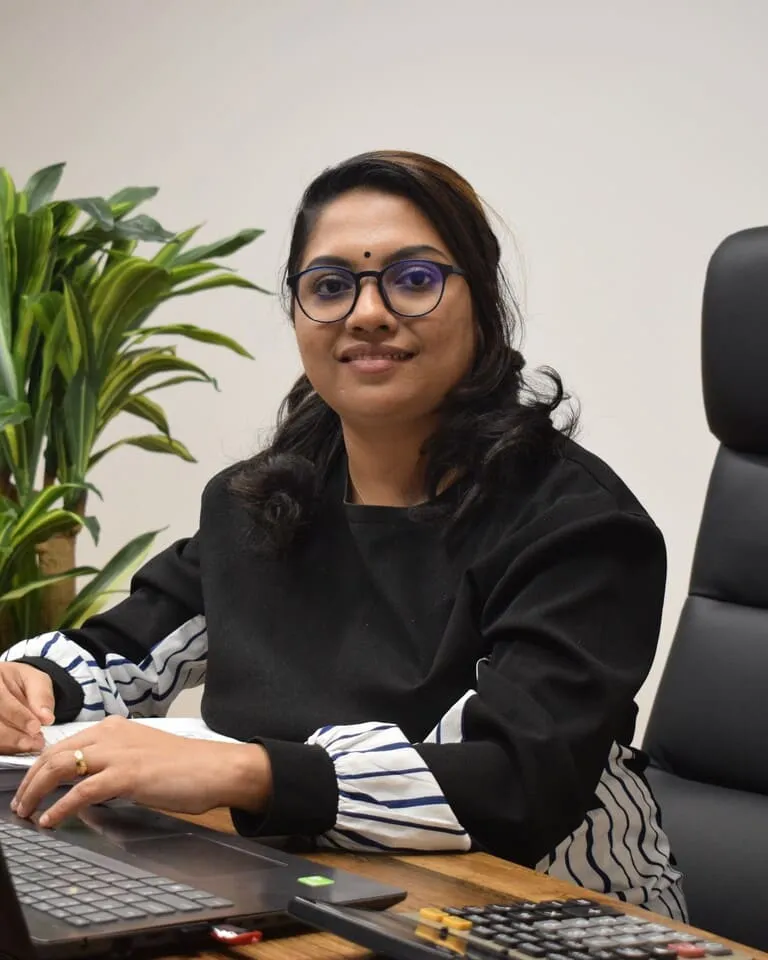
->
[[166, 810, 765, 960]]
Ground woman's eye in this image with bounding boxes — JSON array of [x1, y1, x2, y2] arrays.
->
[[392, 263, 441, 290], [312, 274, 353, 298]]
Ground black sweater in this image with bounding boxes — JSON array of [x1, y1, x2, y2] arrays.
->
[[2, 439, 686, 918]]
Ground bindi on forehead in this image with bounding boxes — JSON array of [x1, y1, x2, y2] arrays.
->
[[363, 251, 371, 258]]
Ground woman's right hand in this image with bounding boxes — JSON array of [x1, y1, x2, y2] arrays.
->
[[0, 663, 55, 754]]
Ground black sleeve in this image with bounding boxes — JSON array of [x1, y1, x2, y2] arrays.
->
[[416, 500, 666, 866]]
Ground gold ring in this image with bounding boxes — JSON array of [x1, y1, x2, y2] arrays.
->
[[73, 749, 88, 778]]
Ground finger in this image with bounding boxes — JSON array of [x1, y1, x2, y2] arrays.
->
[[13, 745, 99, 820], [0, 674, 43, 739], [18, 669, 55, 726], [38, 771, 123, 829], [12, 721, 115, 803]]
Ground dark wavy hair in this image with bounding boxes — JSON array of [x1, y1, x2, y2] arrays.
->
[[231, 150, 575, 552]]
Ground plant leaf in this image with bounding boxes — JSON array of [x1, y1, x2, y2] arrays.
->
[[59, 529, 161, 628], [114, 214, 175, 242], [9, 510, 84, 555], [168, 261, 230, 285], [131, 323, 253, 358], [50, 200, 79, 235], [166, 273, 270, 297], [0, 204, 19, 398], [0, 169, 17, 222], [120, 393, 170, 435], [70, 197, 115, 230], [82, 514, 100, 545], [107, 186, 159, 220], [150, 225, 201, 268], [98, 351, 217, 425], [13, 208, 55, 302], [138, 373, 212, 395], [61, 368, 99, 482], [0, 567, 99, 603], [63, 280, 98, 376], [89, 433, 195, 468], [172, 228, 263, 266], [90, 259, 172, 369], [23, 163, 66, 212], [0, 397, 31, 430], [10, 483, 87, 544]]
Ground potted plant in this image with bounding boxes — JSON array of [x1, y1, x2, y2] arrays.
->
[[0, 162, 266, 651]]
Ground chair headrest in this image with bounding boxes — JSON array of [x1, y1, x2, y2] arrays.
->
[[703, 226, 768, 453]]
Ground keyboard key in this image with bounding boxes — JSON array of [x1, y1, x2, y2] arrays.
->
[[115, 879, 145, 890], [47, 897, 81, 910], [700, 946, 732, 957], [112, 906, 148, 920], [119, 892, 147, 904], [81, 911, 118, 924], [139, 902, 176, 916], [517, 945, 547, 957], [494, 935, 521, 948], [71, 891, 103, 905], [196, 896, 234, 909], [62, 916, 91, 928]]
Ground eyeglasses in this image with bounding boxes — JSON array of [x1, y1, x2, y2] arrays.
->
[[286, 258, 467, 324]]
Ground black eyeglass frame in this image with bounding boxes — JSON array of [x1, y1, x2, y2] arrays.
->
[[286, 259, 467, 324]]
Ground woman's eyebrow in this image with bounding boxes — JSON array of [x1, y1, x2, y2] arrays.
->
[[303, 244, 450, 271]]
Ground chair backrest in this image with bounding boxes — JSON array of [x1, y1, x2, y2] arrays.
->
[[644, 227, 768, 950]]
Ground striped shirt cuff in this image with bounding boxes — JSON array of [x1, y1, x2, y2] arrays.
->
[[310, 722, 471, 852]]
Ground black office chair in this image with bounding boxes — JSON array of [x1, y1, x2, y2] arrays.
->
[[644, 227, 768, 951]]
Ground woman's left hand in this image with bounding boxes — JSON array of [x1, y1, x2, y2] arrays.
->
[[10, 715, 272, 828]]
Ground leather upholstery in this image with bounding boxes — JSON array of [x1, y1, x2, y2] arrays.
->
[[644, 227, 768, 950]]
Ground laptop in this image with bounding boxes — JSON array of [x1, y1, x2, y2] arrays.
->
[[0, 765, 405, 959]]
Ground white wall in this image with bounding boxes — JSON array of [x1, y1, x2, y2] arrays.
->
[[2, 0, 767, 735]]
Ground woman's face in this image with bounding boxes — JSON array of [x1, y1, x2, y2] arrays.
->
[[292, 188, 475, 429]]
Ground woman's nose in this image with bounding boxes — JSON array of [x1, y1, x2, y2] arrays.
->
[[346, 277, 397, 332]]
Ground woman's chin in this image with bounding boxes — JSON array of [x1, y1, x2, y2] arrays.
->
[[337, 393, 431, 426]]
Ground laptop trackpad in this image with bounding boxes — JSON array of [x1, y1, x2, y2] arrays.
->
[[124, 835, 284, 876]]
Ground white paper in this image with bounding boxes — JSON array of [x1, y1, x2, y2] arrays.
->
[[0, 717, 241, 768]]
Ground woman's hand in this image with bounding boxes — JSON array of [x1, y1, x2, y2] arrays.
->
[[10, 715, 273, 828], [0, 662, 55, 754]]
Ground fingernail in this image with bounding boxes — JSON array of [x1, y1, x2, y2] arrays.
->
[[39, 814, 50, 828], [40, 708, 54, 725], [9, 798, 16, 812], [16, 806, 25, 819]]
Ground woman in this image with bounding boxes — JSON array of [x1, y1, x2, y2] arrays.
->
[[0, 151, 685, 918]]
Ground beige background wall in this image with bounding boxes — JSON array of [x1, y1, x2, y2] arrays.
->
[[2, 0, 767, 737]]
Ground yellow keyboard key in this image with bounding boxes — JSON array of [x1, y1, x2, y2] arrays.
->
[[418, 907, 447, 924], [444, 916, 473, 932]]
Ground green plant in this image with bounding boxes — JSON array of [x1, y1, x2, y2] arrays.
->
[[0, 162, 267, 650]]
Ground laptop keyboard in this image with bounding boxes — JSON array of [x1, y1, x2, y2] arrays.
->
[[0, 820, 233, 929]]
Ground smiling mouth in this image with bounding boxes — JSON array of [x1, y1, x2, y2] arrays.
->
[[340, 352, 414, 363]]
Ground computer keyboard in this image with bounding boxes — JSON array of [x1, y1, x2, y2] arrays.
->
[[0, 820, 233, 929], [406, 898, 751, 960]]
